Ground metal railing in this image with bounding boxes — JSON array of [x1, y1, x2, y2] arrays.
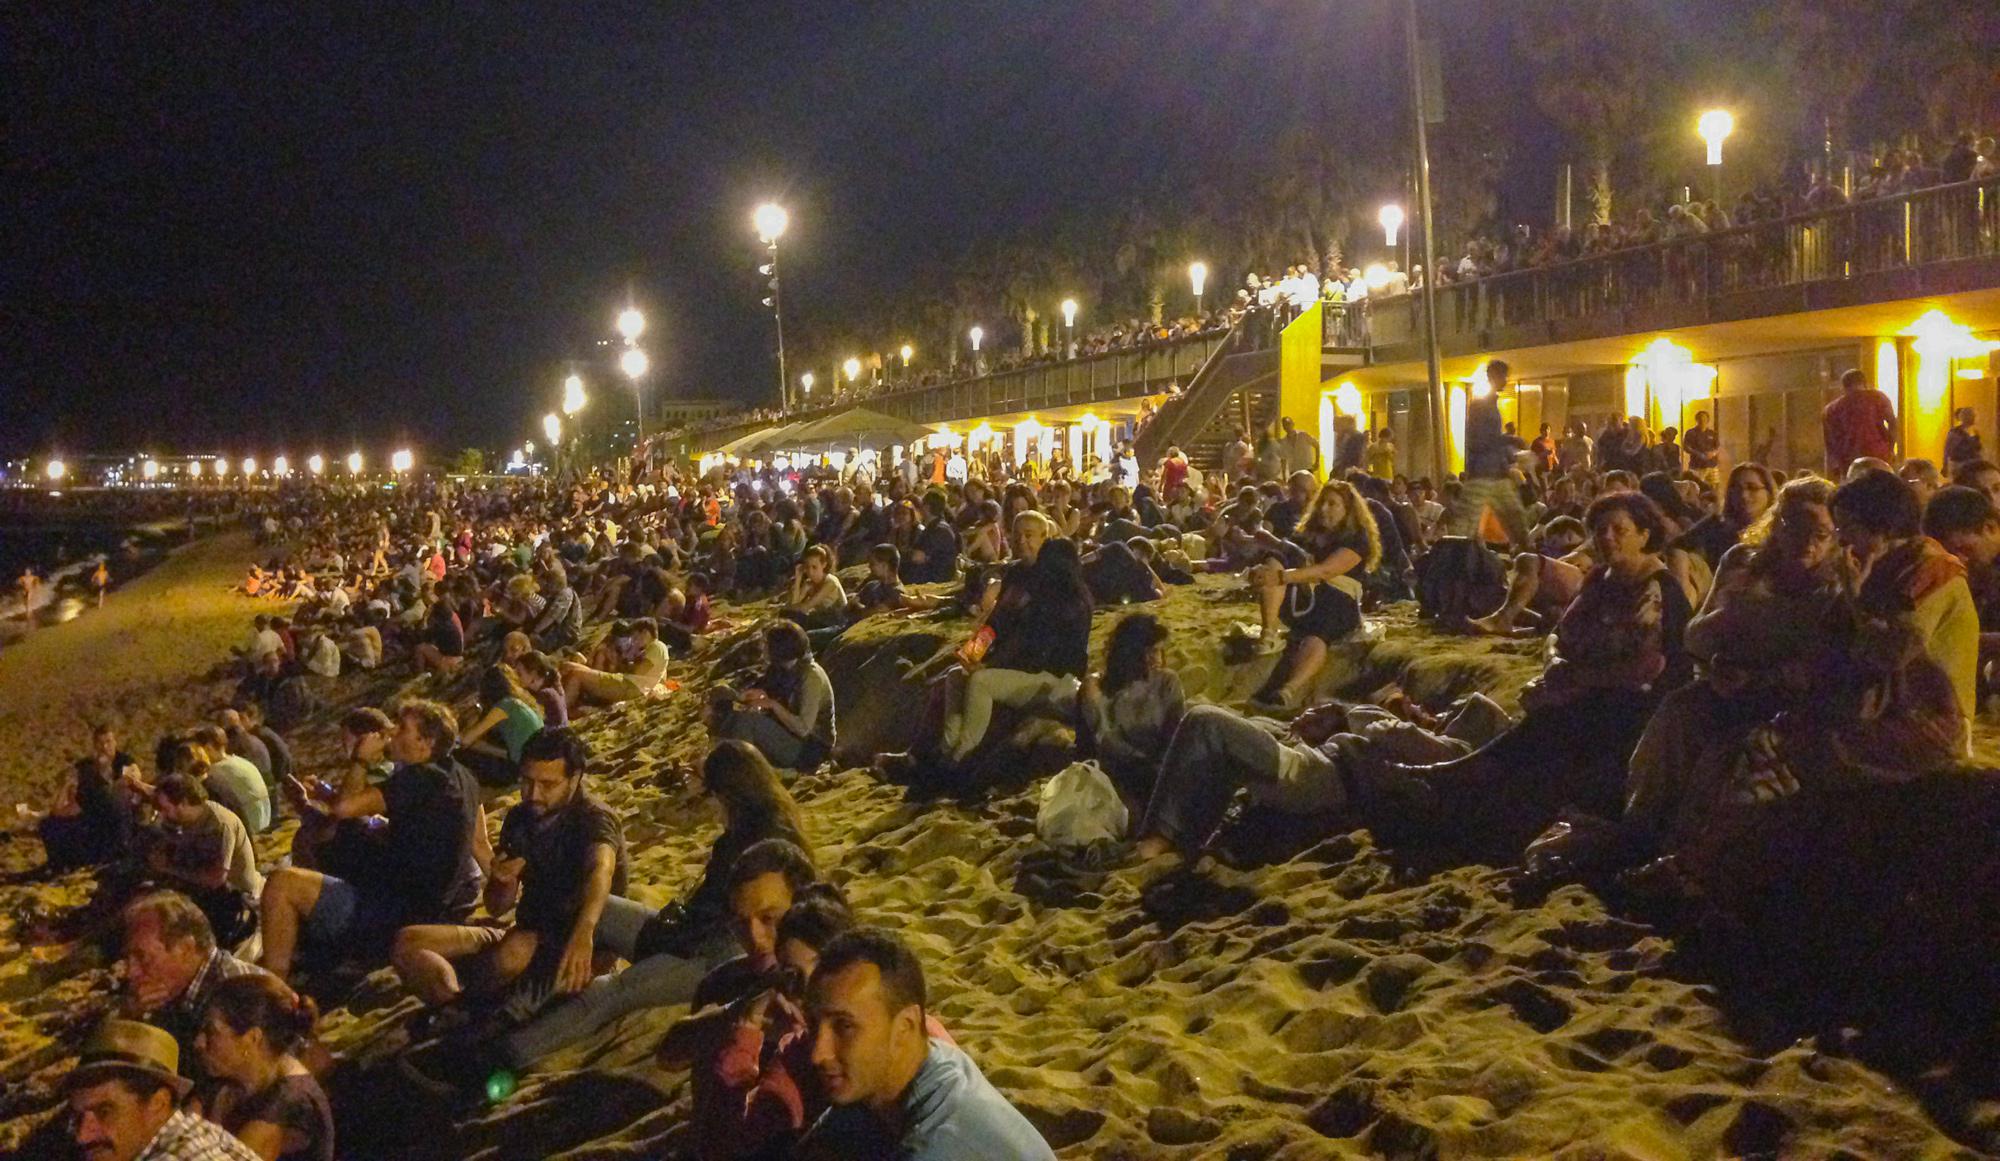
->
[[1369, 175, 2000, 348]]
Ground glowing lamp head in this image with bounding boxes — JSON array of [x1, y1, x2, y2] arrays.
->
[[1061, 298, 1078, 328], [391, 449, 413, 473], [620, 347, 650, 380], [616, 307, 646, 341], [1364, 263, 1391, 291], [753, 203, 789, 245], [141, 459, 159, 480], [1189, 261, 1208, 297], [543, 413, 561, 443], [1698, 109, 1734, 164], [510, 448, 526, 469], [307, 454, 325, 475], [1379, 203, 1405, 246], [188, 460, 202, 478], [273, 456, 288, 477], [969, 326, 984, 352], [346, 451, 363, 475], [242, 457, 257, 476], [801, 371, 815, 394], [562, 373, 587, 416], [45, 459, 66, 482], [1333, 382, 1364, 419], [843, 357, 862, 382], [524, 440, 535, 455], [899, 343, 913, 365]]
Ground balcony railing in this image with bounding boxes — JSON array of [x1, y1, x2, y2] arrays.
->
[[1368, 174, 2000, 350]]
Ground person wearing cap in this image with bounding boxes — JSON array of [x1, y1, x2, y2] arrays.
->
[[64, 1019, 260, 1161]]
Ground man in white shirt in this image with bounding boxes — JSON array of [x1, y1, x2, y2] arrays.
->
[[190, 726, 271, 833], [239, 617, 282, 668], [561, 617, 669, 708]]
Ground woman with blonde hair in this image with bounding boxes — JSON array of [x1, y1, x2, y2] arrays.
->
[[1250, 479, 1381, 711]]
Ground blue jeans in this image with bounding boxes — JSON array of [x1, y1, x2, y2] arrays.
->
[[495, 895, 734, 1068]]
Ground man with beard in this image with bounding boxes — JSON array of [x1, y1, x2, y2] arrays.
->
[[390, 727, 626, 1019], [64, 1020, 259, 1161]]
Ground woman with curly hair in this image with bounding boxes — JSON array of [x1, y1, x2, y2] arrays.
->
[[1249, 479, 1380, 711]]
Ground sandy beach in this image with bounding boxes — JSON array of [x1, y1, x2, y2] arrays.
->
[[3, 568, 1997, 1158]]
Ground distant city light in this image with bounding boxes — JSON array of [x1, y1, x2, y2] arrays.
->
[[1379, 204, 1405, 247], [308, 454, 325, 475], [189, 460, 203, 478], [1697, 109, 1734, 165], [242, 457, 257, 476], [346, 451, 363, 474], [754, 202, 790, 245], [45, 459, 66, 482], [141, 459, 159, 480], [273, 456, 289, 476]]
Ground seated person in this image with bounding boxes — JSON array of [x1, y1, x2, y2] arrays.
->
[[904, 491, 963, 585], [340, 610, 384, 671], [282, 707, 395, 875], [1080, 540, 1162, 606], [218, 711, 274, 791], [190, 726, 272, 834], [120, 890, 268, 1084], [561, 617, 669, 709], [476, 744, 814, 1075], [39, 723, 138, 873], [455, 663, 546, 787], [798, 929, 1055, 1160], [1078, 613, 1185, 791], [1468, 516, 1593, 636], [194, 973, 335, 1161], [146, 774, 264, 951], [226, 703, 294, 792], [1922, 484, 2000, 689], [392, 728, 625, 1022], [1834, 468, 1978, 721], [1250, 480, 1380, 711], [659, 570, 715, 653], [847, 544, 922, 619], [258, 701, 485, 981], [783, 545, 849, 630], [962, 501, 1008, 566], [711, 621, 837, 772], [411, 593, 466, 675], [516, 651, 570, 729], [939, 539, 1093, 768], [63, 1019, 263, 1161]]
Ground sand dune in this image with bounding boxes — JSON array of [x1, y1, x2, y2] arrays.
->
[[4, 567, 1997, 1158]]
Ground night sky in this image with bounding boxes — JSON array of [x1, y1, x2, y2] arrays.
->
[[4, 1, 1560, 459]]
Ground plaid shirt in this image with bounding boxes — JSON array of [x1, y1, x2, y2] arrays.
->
[[153, 949, 265, 1075], [136, 1110, 262, 1161]]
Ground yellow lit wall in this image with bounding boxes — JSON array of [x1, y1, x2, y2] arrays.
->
[[1278, 302, 1326, 443], [1447, 385, 1467, 474]]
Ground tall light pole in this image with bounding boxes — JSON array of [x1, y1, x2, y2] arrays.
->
[[617, 306, 648, 438], [1697, 109, 1733, 207], [1060, 298, 1078, 358], [1405, 0, 1448, 483], [1189, 262, 1208, 317], [755, 203, 790, 410]]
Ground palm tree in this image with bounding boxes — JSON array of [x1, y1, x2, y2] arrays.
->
[[1515, 0, 1676, 223]]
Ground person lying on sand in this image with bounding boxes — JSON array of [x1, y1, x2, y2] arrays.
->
[[1077, 612, 1185, 794], [390, 728, 625, 1027], [259, 701, 486, 983], [796, 929, 1055, 1160]]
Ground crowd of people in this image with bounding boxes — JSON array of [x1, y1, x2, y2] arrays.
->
[[29, 350, 2000, 1159]]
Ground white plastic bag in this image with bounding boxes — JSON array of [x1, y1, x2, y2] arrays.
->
[[1036, 760, 1129, 848]]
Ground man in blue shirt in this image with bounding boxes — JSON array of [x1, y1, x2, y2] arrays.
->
[[802, 929, 1054, 1160]]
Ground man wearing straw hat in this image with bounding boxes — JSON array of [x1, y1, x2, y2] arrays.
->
[[63, 1019, 259, 1161]]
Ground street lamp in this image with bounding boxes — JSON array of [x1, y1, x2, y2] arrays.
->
[[391, 448, 413, 473], [142, 459, 159, 481], [616, 308, 646, 342], [308, 454, 325, 475], [1188, 262, 1208, 316], [900, 343, 913, 369], [1697, 109, 1733, 204], [843, 357, 862, 387], [562, 373, 587, 417], [543, 413, 561, 444], [46, 458, 66, 482], [1379, 204, 1405, 248], [620, 345, 650, 435], [754, 202, 791, 411], [273, 456, 289, 477], [801, 371, 815, 398], [242, 457, 257, 476], [1060, 298, 1078, 358], [346, 451, 363, 475], [968, 325, 985, 374]]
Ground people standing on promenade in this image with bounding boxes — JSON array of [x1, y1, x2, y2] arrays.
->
[[1822, 368, 1896, 477]]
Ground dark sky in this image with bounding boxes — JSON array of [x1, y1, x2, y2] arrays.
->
[[3, 1, 1553, 459]]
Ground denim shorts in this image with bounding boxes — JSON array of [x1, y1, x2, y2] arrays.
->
[[303, 874, 394, 948]]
